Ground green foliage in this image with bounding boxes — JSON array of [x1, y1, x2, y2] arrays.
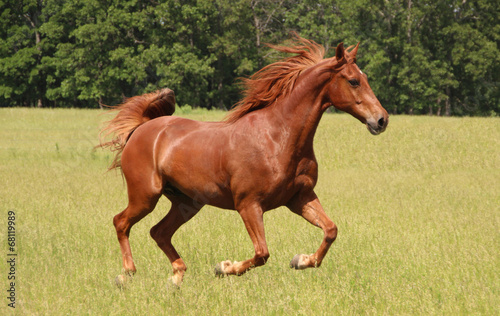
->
[[0, 0, 498, 115]]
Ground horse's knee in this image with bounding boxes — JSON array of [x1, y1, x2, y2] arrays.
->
[[325, 222, 338, 244], [150, 224, 170, 247], [113, 213, 121, 228], [113, 213, 129, 237], [150, 224, 160, 242], [255, 249, 270, 266]]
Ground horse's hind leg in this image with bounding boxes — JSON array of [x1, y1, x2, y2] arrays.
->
[[114, 182, 161, 283], [150, 195, 203, 287]]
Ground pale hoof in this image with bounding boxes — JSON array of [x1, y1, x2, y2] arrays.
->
[[115, 274, 131, 289], [214, 260, 233, 277], [290, 254, 310, 270], [167, 276, 182, 289]]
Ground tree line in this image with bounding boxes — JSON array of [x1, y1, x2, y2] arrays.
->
[[1, 0, 498, 115]]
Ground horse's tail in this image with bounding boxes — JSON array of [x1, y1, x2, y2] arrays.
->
[[97, 88, 176, 170]]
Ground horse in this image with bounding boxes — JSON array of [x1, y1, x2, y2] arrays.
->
[[98, 35, 388, 287]]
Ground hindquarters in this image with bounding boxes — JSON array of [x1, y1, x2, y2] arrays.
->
[[98, 88, 176, 170], [110, 117, 175, 279], [112, 116, 228, 280]]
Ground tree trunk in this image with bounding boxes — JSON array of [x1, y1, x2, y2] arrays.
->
[[445, 87, 451, 116], [24, 2, 43, 108], [407, 0, 413, 44], [251, 0, 261, 48]]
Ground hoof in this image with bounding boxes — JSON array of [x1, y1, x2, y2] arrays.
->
[[290, 254, 301, 269], [290, 254, 310, 270], [115, 274, 131, 289], [168, 270, 184, 288], [214, 260, 233, 277], [167, 276, 182, 289], [214, 262, 225, 277]]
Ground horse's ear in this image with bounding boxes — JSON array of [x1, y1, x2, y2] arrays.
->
[[335, 42, 345, 63], [350, 42, 360, 58]]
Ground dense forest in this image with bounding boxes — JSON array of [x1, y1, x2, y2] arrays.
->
[[1, 0, 498, 115]]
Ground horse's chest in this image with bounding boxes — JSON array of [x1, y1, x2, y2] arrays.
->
[[268, 156, 318, 195], [293, 157, 318, 189], [251, 157, 317, 209]]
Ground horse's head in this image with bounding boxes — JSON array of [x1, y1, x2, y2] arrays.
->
[[325, 43, 388, 135]]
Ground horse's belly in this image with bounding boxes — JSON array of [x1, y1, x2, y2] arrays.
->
[[163, 178, 235, 210], [155, 119, 235, 209]]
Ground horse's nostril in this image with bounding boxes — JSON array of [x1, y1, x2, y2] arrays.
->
[[378, 117, 385, 128]]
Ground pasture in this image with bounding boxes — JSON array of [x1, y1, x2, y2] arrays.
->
[[0, 107, 498, 314]]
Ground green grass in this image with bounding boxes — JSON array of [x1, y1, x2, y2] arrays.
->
[[1, 108, 498, 315]]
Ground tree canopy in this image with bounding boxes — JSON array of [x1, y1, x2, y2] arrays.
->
[[1, 0, 498, 115]]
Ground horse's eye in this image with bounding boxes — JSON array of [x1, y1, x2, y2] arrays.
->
[[348, 79, 360, 87]]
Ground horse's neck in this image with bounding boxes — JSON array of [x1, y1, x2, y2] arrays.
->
[[267, 68, 330, 152]]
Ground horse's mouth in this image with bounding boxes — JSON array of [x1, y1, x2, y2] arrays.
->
[[366, 115, 388, 135], [366, 123, 385, 135]]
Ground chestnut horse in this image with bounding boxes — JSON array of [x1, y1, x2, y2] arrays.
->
[[99, 35, 388, 287]]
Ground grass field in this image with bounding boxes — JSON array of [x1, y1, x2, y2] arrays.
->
[[1, 107, 498, 315]]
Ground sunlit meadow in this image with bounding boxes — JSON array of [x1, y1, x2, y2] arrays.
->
[[0, 108, 498, 314]]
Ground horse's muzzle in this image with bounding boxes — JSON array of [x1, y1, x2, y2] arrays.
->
[[366, 115, 388, 135]]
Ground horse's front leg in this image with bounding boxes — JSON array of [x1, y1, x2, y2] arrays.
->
[[214, 203, 270, 276], [287, 191, 338, 269]]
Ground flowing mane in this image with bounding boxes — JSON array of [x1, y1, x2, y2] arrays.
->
[[225, 35, 326, 123]]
